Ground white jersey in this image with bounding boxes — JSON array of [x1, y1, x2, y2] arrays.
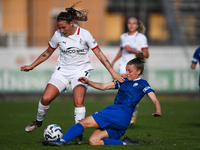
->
[[119, 31, 148, 74], [48, 27, 98, 74]]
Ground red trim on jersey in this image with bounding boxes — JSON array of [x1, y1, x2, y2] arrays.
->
[[135, 31, 139, 36], [141, 47, 148, 49], [91, 45, 98, 50], [77, 27, 80, 35], [48, 42, 57, 49]]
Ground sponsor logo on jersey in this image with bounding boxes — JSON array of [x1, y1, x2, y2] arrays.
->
[[80, 39, 84, 45], [133, 83, 138, 87], [62, 41, 67, 44], [61, 47, 86, 54]]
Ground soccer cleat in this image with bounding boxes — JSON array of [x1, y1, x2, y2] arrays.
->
[[25, 120, 42, 133], [42, 140, 65, 146], [123, 137, 142, 145], [76, 134, 84, 145]]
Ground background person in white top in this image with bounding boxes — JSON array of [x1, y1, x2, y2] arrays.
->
[[20, 2, 124, 144], [111, 17, 149, 125]]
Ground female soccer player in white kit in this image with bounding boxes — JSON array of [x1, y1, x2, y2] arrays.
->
[[20, 2, 124, 144], [111, 17, 149, 125]]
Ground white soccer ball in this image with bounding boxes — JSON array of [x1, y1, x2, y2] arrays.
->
[[43, 124, 63, 141]]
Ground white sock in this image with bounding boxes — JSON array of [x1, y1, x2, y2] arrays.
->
[[74, 106, 86, 124], [37, 100, 50, 121]]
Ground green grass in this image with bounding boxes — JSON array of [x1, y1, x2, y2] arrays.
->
[[0, 95, 200, 150]]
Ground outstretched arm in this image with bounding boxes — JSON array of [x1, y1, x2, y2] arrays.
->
[[147, 91, 161, 117], [78, 77, 115, 90], [20, 46, 55, 72], [93, 47, 124, 83], [111, 48, 122, 68]]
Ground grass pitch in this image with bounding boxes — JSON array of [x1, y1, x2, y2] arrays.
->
[[0, 95, 200, 150]]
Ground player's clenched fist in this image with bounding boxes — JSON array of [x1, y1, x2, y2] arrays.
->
[[78, 77, 88, 84]]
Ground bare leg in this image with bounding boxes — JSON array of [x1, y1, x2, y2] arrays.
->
[[37, 83, 60, 121], [73, 84, 86, 107], [89, 129, 109, 145], [73, 85, 86, 123], [41, 83, 60, 105]]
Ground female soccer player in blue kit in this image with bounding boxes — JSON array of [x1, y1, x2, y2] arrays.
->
[[111, 17, 149, 125], [43, 53, 161, 146]]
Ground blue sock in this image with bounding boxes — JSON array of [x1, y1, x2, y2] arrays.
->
[[61, 123, 85, 143], [103, 138, 123, 145]]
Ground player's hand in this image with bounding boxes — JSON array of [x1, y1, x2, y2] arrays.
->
[[152, 112, 161, 117], [20, 65, 33, 72], [78, 77, 89, 84], [123, 45, 133, 52], [112, 72, 124, 84], [124, 45, 138, 54], [121, 74, 127, 78]]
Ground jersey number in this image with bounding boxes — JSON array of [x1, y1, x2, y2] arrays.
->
[[85, 71, 89, 76]]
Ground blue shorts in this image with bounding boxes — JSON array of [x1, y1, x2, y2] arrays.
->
[[92, 104, 132, 140]]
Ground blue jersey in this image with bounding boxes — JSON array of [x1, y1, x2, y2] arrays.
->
[[192, 47, 200, 64], [114, 78, 154, 114], [92, 77, 154, 138]]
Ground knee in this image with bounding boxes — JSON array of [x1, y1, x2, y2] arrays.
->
[[88, 137, 101, 145], [74, 97, 84, 107], [88, 138, 96, 145], [41, 95, 52, 105]]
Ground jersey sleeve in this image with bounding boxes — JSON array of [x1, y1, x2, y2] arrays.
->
[[142, 81, 154, 94], [48, 30, 59, 49], [115, 80, 121, 89], [84, 30, 98, 50], [140, 34, 148, 49], [192, 47, 200, 64]]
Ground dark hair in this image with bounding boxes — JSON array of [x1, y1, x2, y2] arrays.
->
[[127, 52, 145, 75], [57, 1, 88, 23]]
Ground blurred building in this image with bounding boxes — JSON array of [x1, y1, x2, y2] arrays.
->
[[0, 0, 199, 47]]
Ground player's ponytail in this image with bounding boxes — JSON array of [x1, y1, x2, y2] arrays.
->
[[136, 52, 145, 63], [57, 1, 88, 23], [127, 52, 145, 75], [138, 20, 146, 34], [65, 1, 88, 21]]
